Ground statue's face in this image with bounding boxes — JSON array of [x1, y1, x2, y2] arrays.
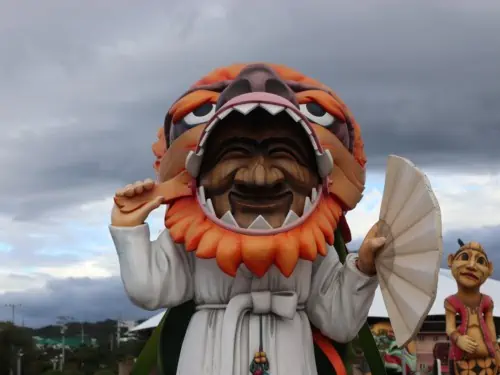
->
[[198, 109, 320, 229], [448, 249, 493, 289]]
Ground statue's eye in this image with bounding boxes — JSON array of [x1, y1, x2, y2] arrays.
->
[[460, 252, 469, 261], [183, 103, 216, 127], [299, 102, 335, 127], [477, 257, 486, 265]]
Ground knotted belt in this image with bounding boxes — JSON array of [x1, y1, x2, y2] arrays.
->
[[197, 291, 303, 375]]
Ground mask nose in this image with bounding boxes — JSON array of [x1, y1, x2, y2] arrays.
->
[[216, 63, 298, 109]]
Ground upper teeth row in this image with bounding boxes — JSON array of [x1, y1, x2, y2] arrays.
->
[[202, 102, 312, 148], [197, 185, 320, 230], [185, 102, 334, 179]]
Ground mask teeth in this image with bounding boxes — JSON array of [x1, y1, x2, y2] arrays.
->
[[220, 211, 239, 227], [198, 186, 206, 205], [217, 107, 233, 120], [281, 210, 300, 227], [303, 196, 312, 214], [247, 215, 273, 230], [259, 103, 285, 115], [234, 102, 259, 115], [311, 187, 318, 202], [206, 198, 216, 214]]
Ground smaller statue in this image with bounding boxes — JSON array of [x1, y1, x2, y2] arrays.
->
[[445, 239, 500, 375]]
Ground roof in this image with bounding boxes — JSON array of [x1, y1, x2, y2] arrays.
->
[[130, 269, 500, 332]]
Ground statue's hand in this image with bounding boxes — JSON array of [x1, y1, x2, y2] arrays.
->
[[111, 179, 164, 227], [357, 223, 386, 276], [456, 335, 478, 354]]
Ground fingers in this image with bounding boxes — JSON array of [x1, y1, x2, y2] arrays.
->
[[115, 179, 156, 198], [461, 337, 477, 353], [370, 237, 386, 250], [464, 344, 476, 353], [137, 196, 165, 217]]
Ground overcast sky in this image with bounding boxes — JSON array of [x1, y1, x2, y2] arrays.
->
[[0, 0, 499, 327]]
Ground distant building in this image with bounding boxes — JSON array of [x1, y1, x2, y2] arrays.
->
[[33, 335, 98, 349]]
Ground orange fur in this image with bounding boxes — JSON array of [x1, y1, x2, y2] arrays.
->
[[152, 63, 364, 277], [165, 195, 342, 277], [157, 64, 366, 170]]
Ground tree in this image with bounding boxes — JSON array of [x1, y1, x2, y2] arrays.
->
[[0, 322, 38, 375]]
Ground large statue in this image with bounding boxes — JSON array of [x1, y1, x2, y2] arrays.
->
[[109, 63, 443, 375], [445, 240, 500, 375]]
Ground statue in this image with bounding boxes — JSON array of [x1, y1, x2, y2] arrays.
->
[[109, 63, 443, 375], [445, 239, 500, 375]]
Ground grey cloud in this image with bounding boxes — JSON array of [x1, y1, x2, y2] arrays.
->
[[0, 276, 150, 328], [0, 2, 499, 224]]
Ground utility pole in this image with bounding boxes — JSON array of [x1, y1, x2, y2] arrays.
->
[[116, 318, 122, 348], [4, 304, 22, 325], [56, 316, 74, 371], [59, 325, 67, 371], [16, 349, 23, 375], [80, 321, 85, 344]]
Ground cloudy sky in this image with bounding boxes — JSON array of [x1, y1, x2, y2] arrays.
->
[[0, 0, 499, 327]]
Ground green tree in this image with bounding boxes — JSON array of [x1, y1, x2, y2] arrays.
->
[[0, 322, 38, 375]]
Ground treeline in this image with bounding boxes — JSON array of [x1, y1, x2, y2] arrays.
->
[[0, 321, 149, 375]]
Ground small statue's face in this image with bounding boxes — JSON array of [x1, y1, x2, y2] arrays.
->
[[448, 249, 493, 289]]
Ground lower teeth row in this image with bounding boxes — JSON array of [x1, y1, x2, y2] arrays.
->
[[197, 186, 319, 229]]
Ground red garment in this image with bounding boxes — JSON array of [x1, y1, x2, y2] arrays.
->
[[446, 294, 495, 360]]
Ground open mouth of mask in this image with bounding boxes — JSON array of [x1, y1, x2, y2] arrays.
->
[[185, 92, 334, 236]]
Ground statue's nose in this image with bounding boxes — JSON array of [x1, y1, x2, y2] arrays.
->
[[216, 64, 298, 109]]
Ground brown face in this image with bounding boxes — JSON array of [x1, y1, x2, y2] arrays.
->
[[198, 108, 320, 229], [448, 249, 493, 289]]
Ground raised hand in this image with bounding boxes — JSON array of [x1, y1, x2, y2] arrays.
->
[[357, 222, 387, 276], [111, 179, 165, 227]]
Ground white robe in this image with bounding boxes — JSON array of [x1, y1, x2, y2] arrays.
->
[[110, 224, 378, 375]]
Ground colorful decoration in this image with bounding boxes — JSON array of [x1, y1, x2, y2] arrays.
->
[[109, 63, 442, 375], [445, 240, 500, 375]]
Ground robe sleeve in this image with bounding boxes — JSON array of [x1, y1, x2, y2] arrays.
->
[[306, 249, 378, 343], [109, 223, 194, 310]]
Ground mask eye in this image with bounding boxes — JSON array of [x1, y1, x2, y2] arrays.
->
[[460, 252, 469, 261], [299, 102, 335, 127], [477, 256, 486, 265], [183, 102, 216, 127]]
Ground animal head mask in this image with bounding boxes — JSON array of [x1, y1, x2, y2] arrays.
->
[[149, 63, 367, 277]]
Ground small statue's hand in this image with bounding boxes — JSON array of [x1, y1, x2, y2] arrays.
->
[[456, 335, 478, 353], [111, 179, 165, 227], [357, 222, 386, 276]]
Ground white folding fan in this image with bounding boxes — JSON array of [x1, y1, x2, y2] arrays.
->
[[375, 155, 443, 347]]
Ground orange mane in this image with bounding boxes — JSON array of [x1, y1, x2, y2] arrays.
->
[[149, 63, 366, 277], [153, 63, 366, 171]]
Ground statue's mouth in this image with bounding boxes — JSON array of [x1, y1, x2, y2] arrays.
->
[[185, 92, 334, 235], [460, 271, 479, 281]]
